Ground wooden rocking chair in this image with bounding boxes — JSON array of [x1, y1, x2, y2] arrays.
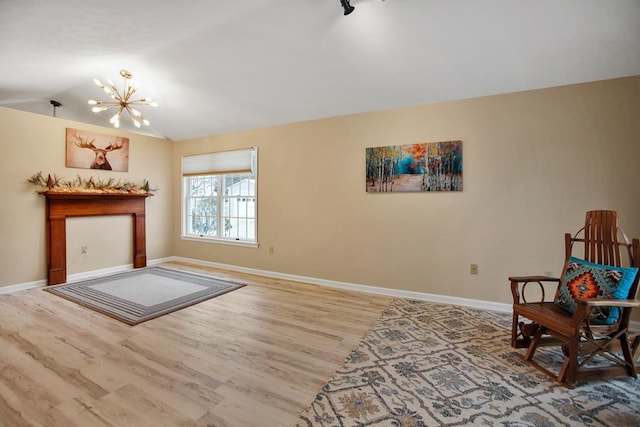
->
[[510, 210, 640, 387]]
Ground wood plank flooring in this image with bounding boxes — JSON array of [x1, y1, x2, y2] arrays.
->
[[0, 262, 392, 426]]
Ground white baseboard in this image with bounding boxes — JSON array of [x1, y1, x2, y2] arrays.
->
[[0, 278, 47, 295], [167, 256, 513, 313], [67, 257, 175, 283], [67, 263, 134, 283], [0, 257, 174, 295]]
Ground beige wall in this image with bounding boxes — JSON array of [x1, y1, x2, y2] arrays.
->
[[0, 108, 174, 287], [1, 76, 639, 310], [173, 76, 640, 305]]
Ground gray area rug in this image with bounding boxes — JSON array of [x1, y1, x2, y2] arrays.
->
[[45, 266, 245, 325], [296, 299, 640, 426]]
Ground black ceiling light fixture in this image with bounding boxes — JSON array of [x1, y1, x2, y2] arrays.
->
[[340, 0, 355, 15], [50, 100, 62, 117]]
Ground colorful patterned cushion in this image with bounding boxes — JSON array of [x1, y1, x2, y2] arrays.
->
[[554, 257, 639, 325]]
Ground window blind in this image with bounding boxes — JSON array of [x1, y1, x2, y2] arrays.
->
[[182, 148, 255, 176]]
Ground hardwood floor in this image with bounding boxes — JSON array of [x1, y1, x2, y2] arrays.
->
[[0, 262, 392, 426]]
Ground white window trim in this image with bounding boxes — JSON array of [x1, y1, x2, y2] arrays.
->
[[180, 235, 259, 248]]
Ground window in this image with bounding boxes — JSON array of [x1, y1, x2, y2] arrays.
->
[[182, 148, 257, 246]]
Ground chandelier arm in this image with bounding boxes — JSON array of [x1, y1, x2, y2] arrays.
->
[[128, 98, 153, 104], [125, 105, 150, 126], [107, 81, 121, 99], [124, 105, 136, 117], [124, 105, 140, 126], [95, 100, 121, 107], [112, 106, 124, 121], [124, 83, 136, 102], [122, 75, 129, 101]]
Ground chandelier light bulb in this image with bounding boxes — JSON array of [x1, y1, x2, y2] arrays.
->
[[88, 69, 157, 129]]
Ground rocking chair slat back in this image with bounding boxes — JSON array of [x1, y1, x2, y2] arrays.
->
[[587, 210, 619, 266], [567, 210, 635, 268]]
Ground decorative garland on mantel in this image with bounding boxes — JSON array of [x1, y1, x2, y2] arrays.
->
[[27, 172, 157, 194]]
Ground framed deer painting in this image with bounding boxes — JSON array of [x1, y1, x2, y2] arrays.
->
[[65, 128, 129, 172]]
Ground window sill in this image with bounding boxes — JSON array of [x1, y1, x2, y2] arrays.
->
[[181, 235, 259, 248]]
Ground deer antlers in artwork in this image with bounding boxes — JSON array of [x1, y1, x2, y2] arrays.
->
[[73, 134, 124, 170]]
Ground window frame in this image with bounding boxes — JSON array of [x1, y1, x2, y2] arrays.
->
[[181, 148, 258, 248]]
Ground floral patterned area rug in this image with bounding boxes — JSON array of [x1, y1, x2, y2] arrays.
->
[[296, 299, 640, 427]]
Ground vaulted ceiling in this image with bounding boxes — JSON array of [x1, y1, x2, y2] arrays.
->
[[1, 0, 639, 141]]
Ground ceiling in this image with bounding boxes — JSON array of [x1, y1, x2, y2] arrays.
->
[[1, 0, 639, 142]]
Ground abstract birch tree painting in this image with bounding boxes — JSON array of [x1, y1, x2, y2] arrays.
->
[[366, 140, 463, 192]]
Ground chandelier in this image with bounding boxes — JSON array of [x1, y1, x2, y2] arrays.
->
[[88, 69, 157, 129]]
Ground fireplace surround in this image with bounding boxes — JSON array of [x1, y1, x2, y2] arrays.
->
[[41, 192, 151, 285]]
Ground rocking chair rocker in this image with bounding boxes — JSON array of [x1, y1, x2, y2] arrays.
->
[[510, 210, 640, 387]]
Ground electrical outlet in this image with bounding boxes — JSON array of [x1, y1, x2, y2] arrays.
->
[[269, 246, 274, 255], [470, 264, 478, 275], [81, 246, 88, 254]]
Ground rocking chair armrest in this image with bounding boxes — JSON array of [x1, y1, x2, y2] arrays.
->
[[509, 276, 560, 283], [572, 298, 640, 329], [509, 276, 561, 304], [576, 298, 640, 309]]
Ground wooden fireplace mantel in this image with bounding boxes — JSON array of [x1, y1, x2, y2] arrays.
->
[[41, 191, 152, 285]]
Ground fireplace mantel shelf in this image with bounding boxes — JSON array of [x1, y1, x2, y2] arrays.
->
[[41, 191, 151, 285], [40, 191, 153, 198]]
